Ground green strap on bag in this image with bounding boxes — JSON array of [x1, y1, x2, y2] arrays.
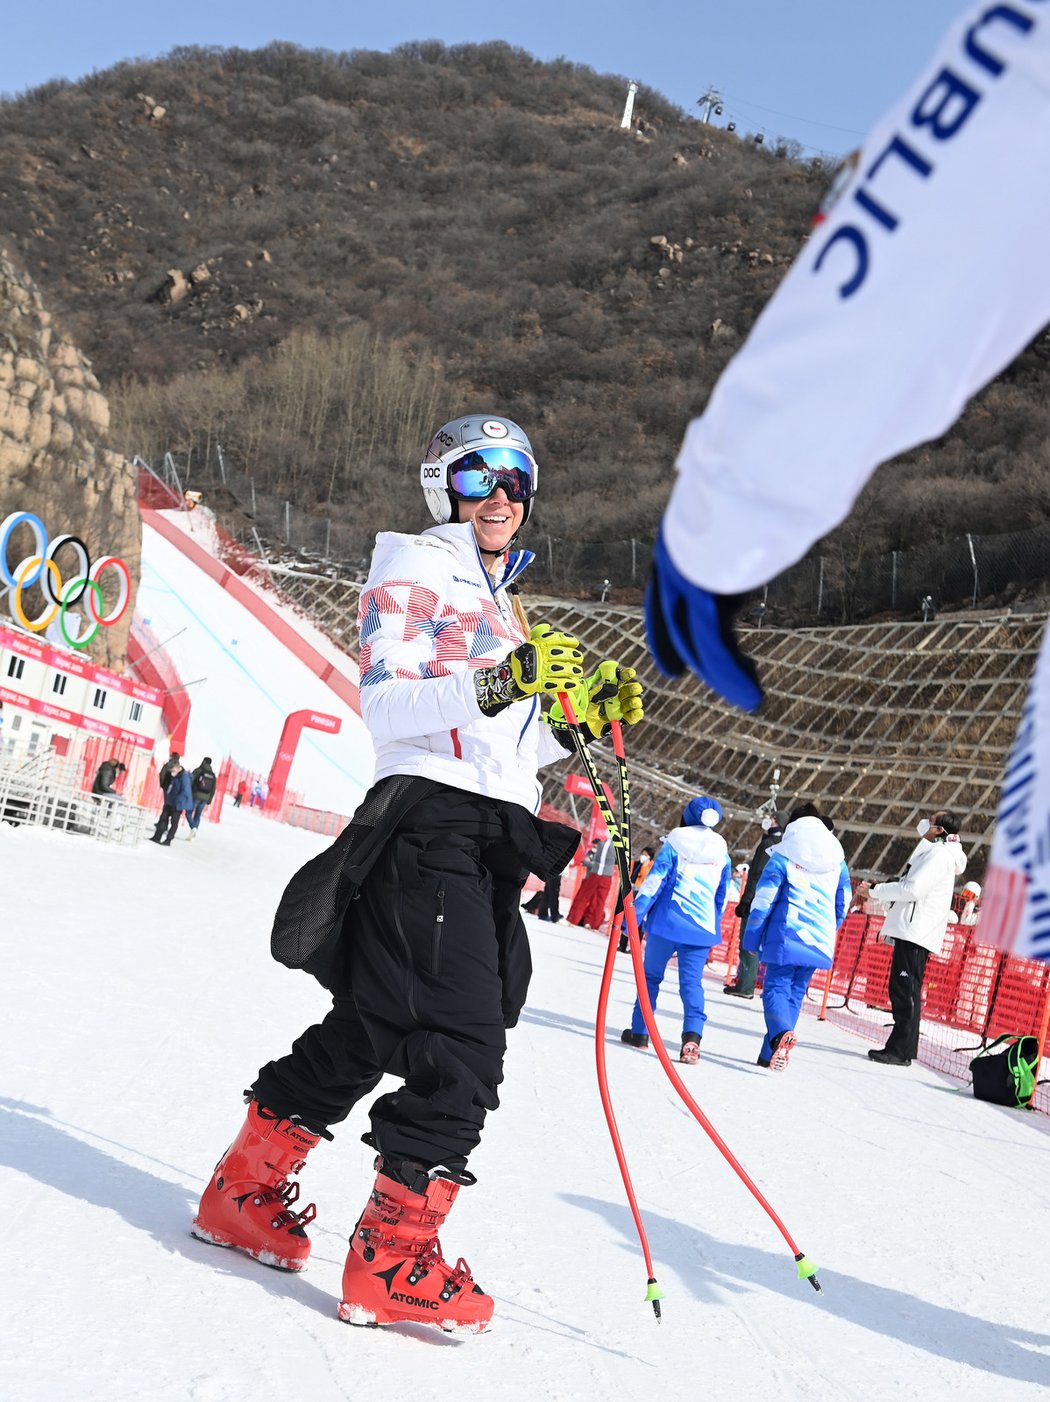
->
[[969, 1034, 1041, 1109], [1008, 1037, 1038, 1104]]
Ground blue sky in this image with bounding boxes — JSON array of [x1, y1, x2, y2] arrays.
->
[[2, 1, 967, 156]]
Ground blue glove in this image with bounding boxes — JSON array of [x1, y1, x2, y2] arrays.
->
[[645, 527, 764, 712]]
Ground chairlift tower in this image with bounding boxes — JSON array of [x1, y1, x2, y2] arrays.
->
[[697, 87, 724, 124], [756, 765, 781, 821]]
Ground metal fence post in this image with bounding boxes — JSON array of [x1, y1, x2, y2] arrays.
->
[[817, 556, 825, 616], [631, 537, 637, 584], [216, 441, 228, 485], [251, 529, 275, 586], [250, 477, 257, 516], [891, 550, 899, 610], [966, 533, 979, 608], [284, 501, 291, 543]]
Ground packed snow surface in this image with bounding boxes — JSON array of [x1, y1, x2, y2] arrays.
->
[[137, 518, 373, 812], [3, 814, 1048, 1401]]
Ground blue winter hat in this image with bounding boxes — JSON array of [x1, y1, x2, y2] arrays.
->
[[683, 795, 722, 828]]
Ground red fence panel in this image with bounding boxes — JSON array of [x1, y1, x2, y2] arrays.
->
[[829, 914, 868, 996], [986, 956, 1050, 1039], [848, 929, 893, 1009], [921, 926, 971, 1023], [950, 940, 1003, 1034]]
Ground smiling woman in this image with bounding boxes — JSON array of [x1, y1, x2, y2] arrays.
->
[[190, 410, 653, 1335], [458, 485, 525, 555]]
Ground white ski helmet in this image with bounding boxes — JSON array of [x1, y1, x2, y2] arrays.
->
[[420, 414, 538, 528]]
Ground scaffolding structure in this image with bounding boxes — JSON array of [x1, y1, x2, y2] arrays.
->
[[260, 564, 1046, 878]]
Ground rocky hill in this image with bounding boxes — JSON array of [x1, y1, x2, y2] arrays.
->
[[0, 41, 1047, 582], [0, 249, 137, 669]]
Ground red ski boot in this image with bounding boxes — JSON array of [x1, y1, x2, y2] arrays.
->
[[192, 1100, 322, 1271], [339, 1161, 493, 1334]]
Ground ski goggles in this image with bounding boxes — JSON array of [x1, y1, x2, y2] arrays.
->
[[445, 448, 536, 503]]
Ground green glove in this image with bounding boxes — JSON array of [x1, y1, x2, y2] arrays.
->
[[546, 661, 645, 743], [475, 623, 585, 717]]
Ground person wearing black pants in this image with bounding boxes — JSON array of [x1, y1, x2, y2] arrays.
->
[[865, 808, 967, 1067], [883, 939, 930, 1064], [190, 412, 643, 1333], [724, 810, 788, 999], [150, 763, 192, 845], [523, 871, 562, 922]]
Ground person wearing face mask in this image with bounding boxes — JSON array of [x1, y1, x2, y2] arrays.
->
[[191, 414, 645, 1335], [863, 810, 967, 1067], [723, 808, 790, 1000]]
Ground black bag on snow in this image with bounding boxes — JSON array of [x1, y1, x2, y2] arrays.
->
[[969, 1035, 1041, 1108]]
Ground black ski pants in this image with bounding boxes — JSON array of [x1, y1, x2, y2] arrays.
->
[[731, 947, 759, 995], [253, 791, 532, 1175], [152, 804, 181, 843], [524, 873, 561, 921], [884, 938, 929, 1060]]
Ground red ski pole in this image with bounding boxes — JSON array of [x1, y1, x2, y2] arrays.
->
[[560, 689, 822, 1295], [606, 719, 821, 1289], [593, 894, 665, 1319]]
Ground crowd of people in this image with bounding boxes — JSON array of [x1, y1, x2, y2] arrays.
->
[[148, 751, 218, 845], [90, 753, 272, 841], [549, 795, 970, 1076]]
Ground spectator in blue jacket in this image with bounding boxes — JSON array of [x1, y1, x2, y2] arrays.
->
[[151, 763, 194, 846], [742, 804, 851, 1072], [621, 795, 731, 1064]]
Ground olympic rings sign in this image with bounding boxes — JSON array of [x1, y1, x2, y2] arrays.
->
[[1, 511, 131, 650]]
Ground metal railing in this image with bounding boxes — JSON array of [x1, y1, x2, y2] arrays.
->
[[0, 748, 153, 845]]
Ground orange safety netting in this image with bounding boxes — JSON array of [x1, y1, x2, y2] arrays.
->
[[710, 913, 1050, 1113]]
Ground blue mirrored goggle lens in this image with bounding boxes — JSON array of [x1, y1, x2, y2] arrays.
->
[[447, 448, 535, 502]]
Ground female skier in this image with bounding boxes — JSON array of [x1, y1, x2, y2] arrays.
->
[[191, 414, 642, 1333]]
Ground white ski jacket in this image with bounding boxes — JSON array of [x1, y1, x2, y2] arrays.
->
[[357, 523, 566, 812], [872, 837, 968, 956]]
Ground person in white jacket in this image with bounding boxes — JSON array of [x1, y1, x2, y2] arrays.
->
[[192, 413, 644, 1335], [864, 810, 967, 1066]]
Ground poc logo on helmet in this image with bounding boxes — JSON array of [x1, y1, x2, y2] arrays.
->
[[421, 465, 442, 481]]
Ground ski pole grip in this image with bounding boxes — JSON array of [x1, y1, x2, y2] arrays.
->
[[610, 718, 625, 759], [557, 690, 581, 727]]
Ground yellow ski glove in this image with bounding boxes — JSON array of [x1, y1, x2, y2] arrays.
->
[[475, 623, 585, 717], [546, 661, 645, 742]]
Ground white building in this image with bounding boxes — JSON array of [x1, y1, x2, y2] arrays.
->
[[0, 621, 165, 803]]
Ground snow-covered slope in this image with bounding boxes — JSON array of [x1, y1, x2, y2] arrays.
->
[[136, 517, 373, 813], [2, 814, 1048, 1402]]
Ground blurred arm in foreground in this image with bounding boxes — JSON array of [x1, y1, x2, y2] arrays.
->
[[646, 1, 1050, 956]]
